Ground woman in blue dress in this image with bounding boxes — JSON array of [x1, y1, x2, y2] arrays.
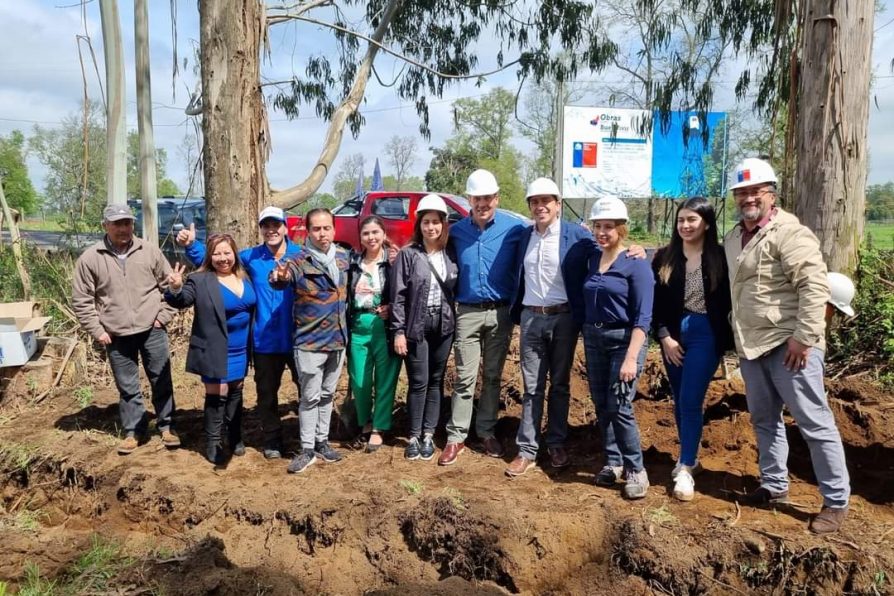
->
[[166, 233, 257, 464]]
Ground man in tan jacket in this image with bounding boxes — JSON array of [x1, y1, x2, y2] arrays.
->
[[72, 205, 179, 455], [724, 158, 850, 535]]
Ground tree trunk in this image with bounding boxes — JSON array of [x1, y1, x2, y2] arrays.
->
[[0, 177, 31, 299], [199, 0, 267, 248], [794, 0, 873, 274], [99, 0, 127, 207], [135, 0, 158, 246]]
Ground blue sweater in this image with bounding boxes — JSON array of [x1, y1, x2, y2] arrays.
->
[[582, 248, 654, 331], [184, 239, 302, 354]]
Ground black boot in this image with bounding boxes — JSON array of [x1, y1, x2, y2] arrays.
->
[[225, 386, 245, 456], [204, 394, 225, 464]]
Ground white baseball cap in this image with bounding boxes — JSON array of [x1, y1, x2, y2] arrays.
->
[[258, 206, 286, 224]]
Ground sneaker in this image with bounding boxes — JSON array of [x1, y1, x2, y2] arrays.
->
[[160, 429, 181, 449], [405, 437, 421, 460], [314, 441, 343, 463], [287, 450, 317, 474], [809, 506, 848, 535], [117, 435, 138, 455], [419, 435, 435, 461], [595, 465, 624, 487], [671, 460, 703, 480], [623, 468, 650, 499], [739, 487, 790, 506], [673, 469, 695, 501], [263, 442, 284, 460]]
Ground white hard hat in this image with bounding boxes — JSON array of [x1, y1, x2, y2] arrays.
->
[[730, 157, 778, 190], [525, 177, 561, 200], [465, 169, 499, 196], [416, 193, 448, 216], [589, 196, 628, 222], [827, 272, 855, 317], [258, 206, 286, 224]]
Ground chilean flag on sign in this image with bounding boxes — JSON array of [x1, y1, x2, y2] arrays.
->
[[572, 142, 598, 168]]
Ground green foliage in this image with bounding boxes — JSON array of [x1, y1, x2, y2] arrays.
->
[[865, 222, 894, 251], [0, 441, 38, 474], [425, 141, 479, 196], [270, 0, 616, 139], [399, 479, 424, 496], [0, 244, 78, 335], [827, 247, 894, 385], [126, 131, 182, 199], [18, 562, 56, 596], [30, 101, 107, 232], [0, 130, 40, 215], [73, 387, 94, 409], [866, 183, 894, 221]]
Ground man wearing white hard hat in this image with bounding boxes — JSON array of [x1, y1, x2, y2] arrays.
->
[[439, 168, 525, 465], [725, 157, 850, 534], [504, 178, 593, 476], [177, 205, 302, 459]]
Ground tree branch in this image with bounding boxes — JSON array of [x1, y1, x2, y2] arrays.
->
[[265, 0, 332, 19], [267, 12, 520, 80], [270, 0, 403, 208]]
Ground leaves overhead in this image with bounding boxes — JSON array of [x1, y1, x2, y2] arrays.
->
[[270, 0, 616, 139]]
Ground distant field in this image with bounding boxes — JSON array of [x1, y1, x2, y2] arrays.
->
[[19, 218, 65, 232], [865, 222, 894, 250]]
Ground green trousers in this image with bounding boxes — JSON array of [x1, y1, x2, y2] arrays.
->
[[348, 312, 401, 431]]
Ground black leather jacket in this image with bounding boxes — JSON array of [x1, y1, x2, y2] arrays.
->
[[390, 243, 458, 342]]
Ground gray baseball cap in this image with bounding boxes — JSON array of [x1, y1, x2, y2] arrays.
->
[[103, 204, 136, 222]]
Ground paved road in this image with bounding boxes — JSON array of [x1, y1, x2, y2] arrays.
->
[[0, 229, 101, 252]]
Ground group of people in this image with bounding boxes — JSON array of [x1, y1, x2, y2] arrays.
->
[[71, 157, 856, 535]]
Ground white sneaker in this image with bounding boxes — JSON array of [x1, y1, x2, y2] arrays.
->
[[671, 460, 703, 480], [673, 469, 695, 501]]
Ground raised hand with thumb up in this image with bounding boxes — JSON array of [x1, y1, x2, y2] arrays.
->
[[176, 222, 196, 247], [167, 262, 187, 292]]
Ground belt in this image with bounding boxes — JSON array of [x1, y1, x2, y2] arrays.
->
[[524, 303, 570, 315], [591, 321, 629, 330], [459, 300, 508, 309]]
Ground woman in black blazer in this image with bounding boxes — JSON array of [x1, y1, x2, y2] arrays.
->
[[165, 234, 257, 464], [651, 197, 733, 501]]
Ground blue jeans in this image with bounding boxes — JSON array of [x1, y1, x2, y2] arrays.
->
[[663, 312, 720, 467], [582, 324, 647, 472]]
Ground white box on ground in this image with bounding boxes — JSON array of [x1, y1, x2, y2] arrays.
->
[[0, 301, 51, 368]]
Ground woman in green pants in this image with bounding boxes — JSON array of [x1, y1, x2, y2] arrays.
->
[[347, 216, 401, 452]]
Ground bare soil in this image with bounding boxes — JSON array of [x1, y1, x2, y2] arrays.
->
[[1, 335, 893, 595]]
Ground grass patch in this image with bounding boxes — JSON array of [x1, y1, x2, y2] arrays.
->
[[644, 503, 678, 527], [399, 479, 424, 496], [2, 509, 47, 533], [73, 386, 93, 409], [0, 441, 39, 475], [441, 487, 467, 511], [866, 222, 894, 250], [17, 562, 57, 596], [19, 218, 65, 232]]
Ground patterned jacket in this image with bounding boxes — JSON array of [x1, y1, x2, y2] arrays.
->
[[270, 246, 350, 352]]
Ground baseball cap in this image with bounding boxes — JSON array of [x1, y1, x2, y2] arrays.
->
[[103, 204, 135, 222], [258, 206, 286, 224]]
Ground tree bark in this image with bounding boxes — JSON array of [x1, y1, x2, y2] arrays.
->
[[199, 0, 267, 247], [794, 0, 873, 274], [99, 0, 127, 207], [0, 177, 31, 299], [135, 0, 158, 246]]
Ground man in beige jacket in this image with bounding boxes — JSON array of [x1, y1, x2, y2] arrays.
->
[[725, 158, 850, 535], [72, 205, 179, 455]]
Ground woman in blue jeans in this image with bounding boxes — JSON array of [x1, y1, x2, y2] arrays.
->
[[573, 196, 654, 500], [652, 197, 732, 501]]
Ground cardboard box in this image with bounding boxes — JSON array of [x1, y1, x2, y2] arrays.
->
[[0, 302, 51, 368]]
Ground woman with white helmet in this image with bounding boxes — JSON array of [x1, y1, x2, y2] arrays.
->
[[571, 196, 655, 499], [390, 194, 459, 461]]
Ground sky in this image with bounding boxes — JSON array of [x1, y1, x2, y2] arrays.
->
[[2, 1, 893, 201]]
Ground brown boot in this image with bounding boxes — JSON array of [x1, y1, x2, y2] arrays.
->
[[809, 506, 848, 535], [505, 455, 535, 477], [117, 435, 138, 455], [438, 442, 464, 466]]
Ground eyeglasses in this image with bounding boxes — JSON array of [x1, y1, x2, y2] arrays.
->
[[733, 188, 775, 200]]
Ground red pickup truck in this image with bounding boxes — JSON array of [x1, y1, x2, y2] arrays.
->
[[287, 191, 528, 251]]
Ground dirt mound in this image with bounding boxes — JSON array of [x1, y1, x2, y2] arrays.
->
[[1, 337, 893, 594], [399, 496, 515, 591]]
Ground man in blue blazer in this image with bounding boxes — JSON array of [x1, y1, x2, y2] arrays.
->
[[506, 178, 592, 476]]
